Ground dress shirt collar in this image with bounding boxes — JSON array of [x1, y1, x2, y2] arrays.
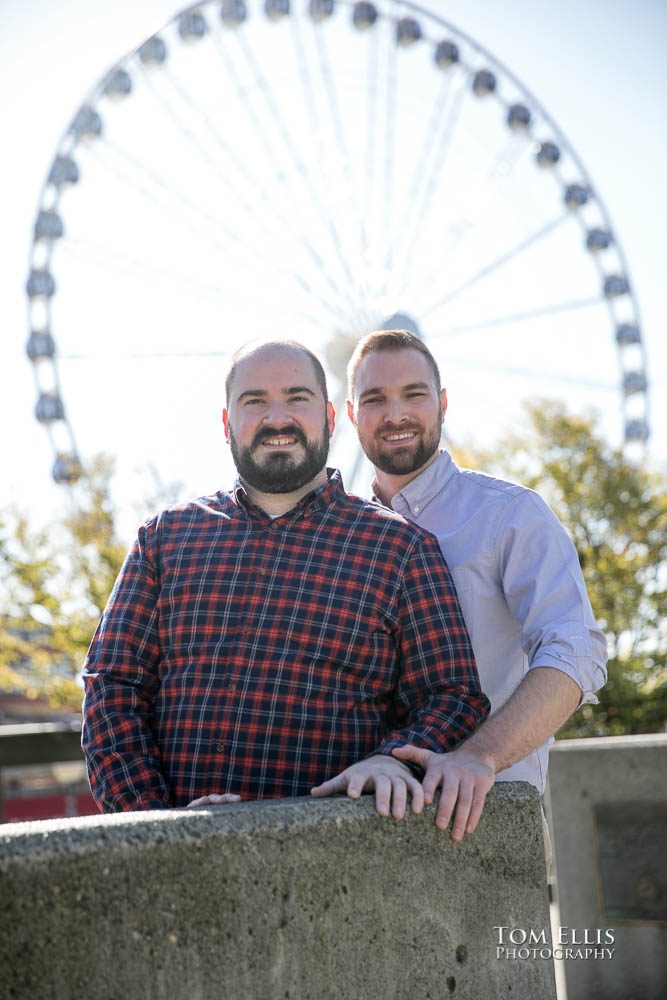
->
[[233, 467, 345, 518], [371, 450, 458, 515]]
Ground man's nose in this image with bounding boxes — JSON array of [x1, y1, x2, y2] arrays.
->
[[383, 397, 408, 424], [261, 400, 291, 426]]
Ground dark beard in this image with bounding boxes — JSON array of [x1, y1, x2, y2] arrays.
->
[[229, 420, 330, 494], [366, 419, 442, 476]]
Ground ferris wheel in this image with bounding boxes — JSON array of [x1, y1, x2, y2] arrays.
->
[[26, 0, 650, 505]]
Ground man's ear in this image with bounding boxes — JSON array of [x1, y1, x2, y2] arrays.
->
[[346, 398, 356, 426], [440, 388, 448, 421], [326, 400, 336, 436], [222, 408, 230, 443]]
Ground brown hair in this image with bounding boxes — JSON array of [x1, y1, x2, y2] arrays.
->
[[347, 329, 441, 400], [225, 339, 329, 404]]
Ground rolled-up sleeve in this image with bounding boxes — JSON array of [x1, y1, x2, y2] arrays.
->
[[496, 492, 608, 703]]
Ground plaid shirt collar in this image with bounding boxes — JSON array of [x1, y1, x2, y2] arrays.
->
[[232, 467, 345, 520]]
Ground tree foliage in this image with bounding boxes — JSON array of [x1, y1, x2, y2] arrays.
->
[[457, 401, 667, 738], [0, 456, 127, 711]]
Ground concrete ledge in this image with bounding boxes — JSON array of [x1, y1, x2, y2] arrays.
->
[[1, 782, 555, 1000]]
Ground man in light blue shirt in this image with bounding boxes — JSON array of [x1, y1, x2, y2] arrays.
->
[[344, 329, 607, 842]]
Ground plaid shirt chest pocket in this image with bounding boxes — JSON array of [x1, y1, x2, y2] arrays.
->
[[156, 567, 252, 658]]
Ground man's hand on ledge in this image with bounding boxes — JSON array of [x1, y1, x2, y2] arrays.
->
[[186, 793, 242, 808], [310, 754, 424, 820], [392, 745, 495, 842]]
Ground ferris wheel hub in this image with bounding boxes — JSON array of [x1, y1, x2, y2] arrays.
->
[[380, 312, 422, 339]]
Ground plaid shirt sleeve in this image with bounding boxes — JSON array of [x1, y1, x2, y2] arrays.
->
[[81, 521, 173, 811], [374, 532, 490, 757]]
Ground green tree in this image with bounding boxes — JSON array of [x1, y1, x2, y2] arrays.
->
[[0, 456, 127, 711], [457, 401, 667, 737]]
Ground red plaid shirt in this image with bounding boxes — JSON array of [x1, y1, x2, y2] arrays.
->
[[82, 470, 488, 811]]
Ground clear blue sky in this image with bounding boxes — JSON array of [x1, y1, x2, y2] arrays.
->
[[2, 0, 665, 533]]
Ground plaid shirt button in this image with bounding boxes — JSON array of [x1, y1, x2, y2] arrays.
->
[[216, 743, 225, 754]]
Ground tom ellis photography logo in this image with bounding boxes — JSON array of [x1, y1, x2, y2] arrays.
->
[[494, 926, 616, 961]]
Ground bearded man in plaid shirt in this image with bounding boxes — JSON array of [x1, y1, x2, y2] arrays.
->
[[82, 340, 489, 824]]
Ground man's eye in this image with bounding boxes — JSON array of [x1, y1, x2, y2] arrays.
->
[[362, 396, 383, 405], [406, 392, 427, 399], [244, 398, 263, 406], [289, 395, 308, 403]]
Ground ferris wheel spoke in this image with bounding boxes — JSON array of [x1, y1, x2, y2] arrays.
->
[[393, 72, 454, 246], [433, 141, 539, 266], [205, 30, 353, 302], [83, 139, 348, 326], [59, 349, 234, 362], [437, 355, 616, 390], [419, 212, 570, 319], [141, 55, 351, 313], [59, 237, 230, 302], [288, 17, 368, 317], [212, 34, 368, 314], [364, 27, 380, 287], [86, 138, 262, 255], [143, 60, 336, 285], [487, 130, 533, 183], [233, 30, 361, 307], [393, 79, 468, 296], [136, 63, 275, 223], [381, 19, 398, 287], [427, 296, 602, 339], [308, 20, 371, 277]]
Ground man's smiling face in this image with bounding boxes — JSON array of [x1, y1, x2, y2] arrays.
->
[[223, 345, 334, 494], [348, 348, 446, 478]]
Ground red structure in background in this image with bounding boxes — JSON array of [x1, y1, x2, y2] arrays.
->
[[0, 696, 99, 824], [3, 788, 97, 823]]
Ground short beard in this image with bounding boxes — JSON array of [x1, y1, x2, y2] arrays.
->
[[366, 419, 442, 476], [229, 420, 330, 494]]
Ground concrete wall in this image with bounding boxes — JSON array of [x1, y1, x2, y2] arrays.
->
[[548, 734, 667, 1000], [1, 782, 555, 1000]]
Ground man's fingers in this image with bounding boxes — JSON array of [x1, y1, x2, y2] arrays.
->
[[390, 778, 408, 819], [450, 780, 474, 842], [435, 779, 461, 832], [186, 793, 241, 808], [312, 758, 426, 819], [422, 765, 445, 804], [311, 769, 375, 800], [373, 775, 392, 816], [465, 785, 490, 835], [408, 778, 424, 815], [310, 773, 349, 797]]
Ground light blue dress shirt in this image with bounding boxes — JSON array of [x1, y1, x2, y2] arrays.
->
[[375, 450, 608, 793]]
